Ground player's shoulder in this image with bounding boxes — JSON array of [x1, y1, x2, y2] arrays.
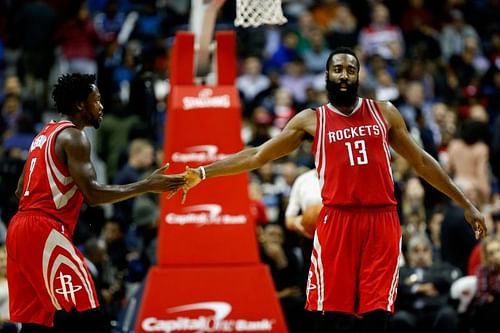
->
[[287, 107, 316, 128], [57, 126, 88, 148], [368, 99, 401, 124], [377, 99, 399, 112], [365, 98, 396, 111]]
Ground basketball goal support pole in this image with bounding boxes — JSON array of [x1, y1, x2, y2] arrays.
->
[[133, 31, 289, 333]]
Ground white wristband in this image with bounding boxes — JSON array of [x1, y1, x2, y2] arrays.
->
[[199, 166, 207, 180]]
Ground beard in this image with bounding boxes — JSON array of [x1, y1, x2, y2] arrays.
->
[[90, 114, 101, 129], [326, 79, 359, 107]]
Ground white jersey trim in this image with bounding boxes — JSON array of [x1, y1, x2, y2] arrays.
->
[[311, 231, 325, 310], [366, 99, 393, 182], [45, 123, 78, 209], [315, 106, 327, 192], [387, 237, 401, 311]]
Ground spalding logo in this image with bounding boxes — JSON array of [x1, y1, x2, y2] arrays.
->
[[182, 88, 230, 110]]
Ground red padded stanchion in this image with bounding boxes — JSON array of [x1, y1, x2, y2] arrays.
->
[[134, 31, 288, 333]]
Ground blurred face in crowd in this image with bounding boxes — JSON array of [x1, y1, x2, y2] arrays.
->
[[408, 241, 433, 268], [372, 4, 389, 25], [326, 53, 359, 107], [243, 57, 262, 76], [137, 145, 155, 169], [485, 239, 500, 271]]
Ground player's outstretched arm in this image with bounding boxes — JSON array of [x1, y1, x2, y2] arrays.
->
[[60, 128, 185, 206], [180, 109, 316, 198], [382, 101, 487, 239]]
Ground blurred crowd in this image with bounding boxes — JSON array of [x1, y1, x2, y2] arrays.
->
[[0, 0, 500, 332]]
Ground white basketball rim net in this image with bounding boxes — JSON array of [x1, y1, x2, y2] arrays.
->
[[234, 0, 288, 28]]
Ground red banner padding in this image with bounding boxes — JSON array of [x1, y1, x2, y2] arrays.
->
[[135, 266, 288, 333], [158, 85, 259, 266], [139, 31, 288, 333]]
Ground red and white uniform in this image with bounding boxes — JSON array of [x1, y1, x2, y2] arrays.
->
[[306, 98, 401, 314], [7, 120, 99, 327]]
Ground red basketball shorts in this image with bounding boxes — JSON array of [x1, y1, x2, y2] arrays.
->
[[305, 206, 401, 315], [6, 212, 99, 326]]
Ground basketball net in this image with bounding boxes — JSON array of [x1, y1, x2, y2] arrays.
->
[[234, 0, 288, 28], [189, 0, 287, 81]]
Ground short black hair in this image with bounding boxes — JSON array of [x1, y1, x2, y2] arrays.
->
[[325, 47, 360, 72], [52, 73, 96, 115]]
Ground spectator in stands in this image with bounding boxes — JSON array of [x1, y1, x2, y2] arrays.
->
[[93, 0, 125, 39], [326, 3, 358, 50], [0, 94, 23, 140], [264, 30, 300, 74], [358, 3, 405, 62], [398, 81, 441, 148], [399, 0, 440, 59], [14, 0, 58, 110], [237, 56, 270, 117], [54, 2, 113, 75], [302, 29, 331, 74], [390, 233, 461, 333], [445, 118, 491, 202], [259, 223, 310, 333], [112, 138, 155, 226], [246, 106, 274, 147], [249, 181, 269, 227], [466, 236, 500, 333], [401, 177, 427, 239], [279, 58, 314, 107], [439, 9, 481, 61], [262, 88, 296, 131], [441, 179, 483, 275], [130, 193, 160, 271]]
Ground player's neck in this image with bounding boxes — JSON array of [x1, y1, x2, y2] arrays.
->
[[330, 98, 359, 115], [61, 115, 85, 130]]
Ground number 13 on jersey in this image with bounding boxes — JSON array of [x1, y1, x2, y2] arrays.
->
[[345, 140, 368, 166]]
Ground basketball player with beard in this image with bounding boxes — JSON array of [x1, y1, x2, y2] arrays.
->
[[6, 73, 184, 332], [179, 47, 487, 333]]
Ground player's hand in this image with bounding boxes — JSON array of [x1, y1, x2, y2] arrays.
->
[[464, 204, 487, 239], [286, 216, 313, 239], [177, 166, 203, 204], [148, 163, 185, 194]]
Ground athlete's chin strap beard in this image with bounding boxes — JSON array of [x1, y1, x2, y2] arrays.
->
[[326, 79, 359, 108]]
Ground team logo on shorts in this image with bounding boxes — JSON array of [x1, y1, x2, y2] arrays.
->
[[43, 230, 97, 310], [55, 272, 83, 304]]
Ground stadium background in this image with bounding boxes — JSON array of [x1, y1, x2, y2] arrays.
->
[[0, 0, 500, 332]]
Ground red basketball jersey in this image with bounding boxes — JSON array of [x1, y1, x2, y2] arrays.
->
[[312, 98, 397, 207], [18, 120, 84, 235]]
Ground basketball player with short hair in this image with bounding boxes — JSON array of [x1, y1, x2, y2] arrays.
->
[[180, 47, 487, 333], [7, 73, 183, 332]]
